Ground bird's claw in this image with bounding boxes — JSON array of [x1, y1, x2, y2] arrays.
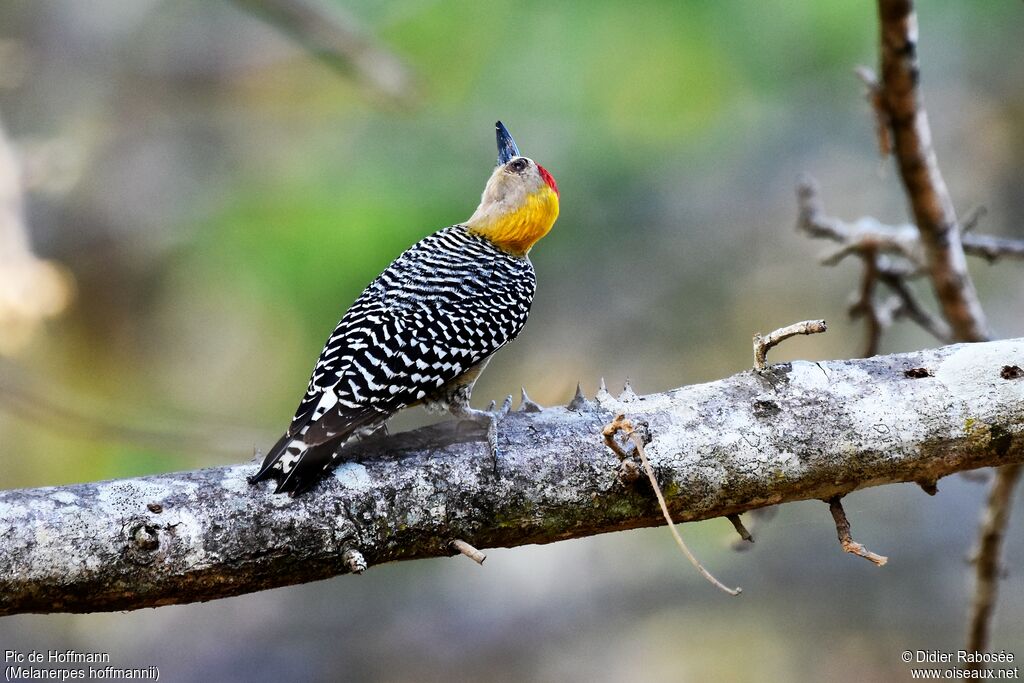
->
[[454, 395, 512, 474], [485, 395, 513, 474]]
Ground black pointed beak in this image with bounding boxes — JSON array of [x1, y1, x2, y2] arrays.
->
[[495, 121, 521, 165]]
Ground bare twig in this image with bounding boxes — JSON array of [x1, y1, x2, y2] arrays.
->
[[230, 0, 417, 104], [730, 507, 777, 552], [854, 65, 892, 158], [828, 497, 888, 567], [798, 176, 924, 268], [727, 514, 753, 543], [605, 415, 741, 596], [875, 271, 953, 343], [959, 206, 988, 234], [796, 177, 853, 243], [600, 416, 631, 461], [961, 233, 1024, 264], [798, 176, 1024, 268], [966, 464, 1022, 663], [753, 320, 828, 370], [450, 539, 487, 565], [849, 246, 885, 357], [798, 177, 956, 345], [876, 0, 988, 342]]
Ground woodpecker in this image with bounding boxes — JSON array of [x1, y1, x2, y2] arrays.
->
[[251, 122, 560, 495]]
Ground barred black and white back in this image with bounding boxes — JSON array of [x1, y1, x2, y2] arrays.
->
[[250, 225, 536, 495]]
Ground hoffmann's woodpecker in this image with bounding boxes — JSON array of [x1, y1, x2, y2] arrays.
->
[[251, 122, 560, 495]]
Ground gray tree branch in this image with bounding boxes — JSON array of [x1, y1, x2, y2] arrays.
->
[[2, 338, 1022, 616]]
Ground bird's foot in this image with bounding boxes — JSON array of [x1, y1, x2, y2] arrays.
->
[[365, 422, 390, 440], [453, 395, 512, 472]]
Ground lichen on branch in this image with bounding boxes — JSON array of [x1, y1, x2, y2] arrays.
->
[[0, 338, 1022, 615]]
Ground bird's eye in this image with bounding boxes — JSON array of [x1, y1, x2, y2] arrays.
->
[[508, 158, 528, 173]]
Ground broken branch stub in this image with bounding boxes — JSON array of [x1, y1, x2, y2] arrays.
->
[[753, 319, 828, 370]]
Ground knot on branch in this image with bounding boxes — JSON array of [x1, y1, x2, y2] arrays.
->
[[132, 524, 160, 551], [342, 547, 367, 574], [602, 414, 651, 486], [124, 523, 162, 566]]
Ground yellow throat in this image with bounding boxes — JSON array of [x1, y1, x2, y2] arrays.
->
[[467, 186, 560, 257]]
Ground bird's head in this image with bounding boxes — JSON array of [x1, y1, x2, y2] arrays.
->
[[466, 121, 560, 257]]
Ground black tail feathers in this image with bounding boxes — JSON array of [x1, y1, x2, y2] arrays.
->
[[250, 433, 290, 484], [277, 440, 341, 496], [249, 435, 339, 497], [249, 409, 384, 496]]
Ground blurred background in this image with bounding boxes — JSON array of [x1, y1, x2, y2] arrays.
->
[[1, 1, 1022, 681]]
